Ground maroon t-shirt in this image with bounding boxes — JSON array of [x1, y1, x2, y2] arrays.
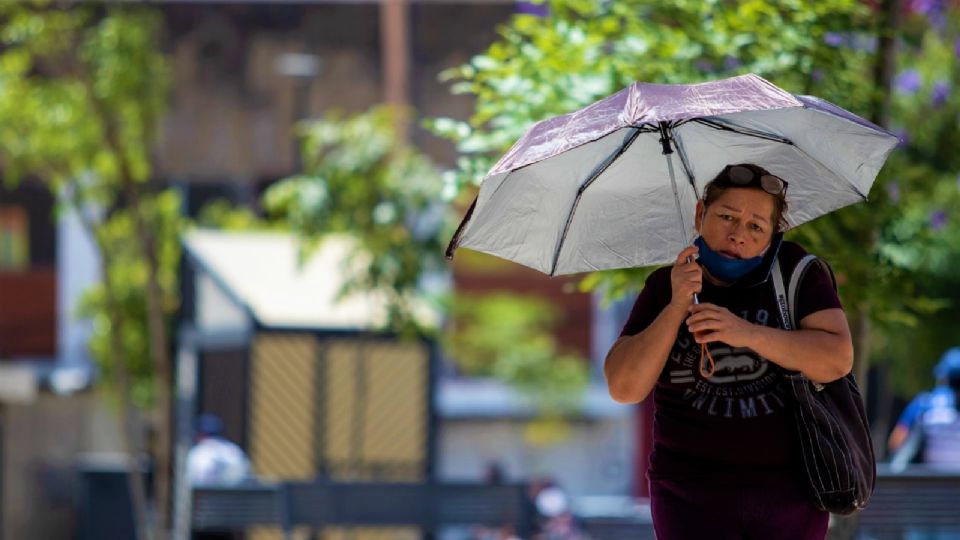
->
[[619, 240, 843, 484]]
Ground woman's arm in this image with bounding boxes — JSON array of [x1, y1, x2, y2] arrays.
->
[[604, 302, 689, 403], [685, 305, 853, 383], [604, 246, 701, 404]]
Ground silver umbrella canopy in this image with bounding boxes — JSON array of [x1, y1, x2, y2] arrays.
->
[[445, 74, 899, 276]]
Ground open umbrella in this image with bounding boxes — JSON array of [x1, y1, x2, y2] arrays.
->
[[445, 73, 899, 275]]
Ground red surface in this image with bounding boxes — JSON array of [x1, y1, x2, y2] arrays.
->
[[0, 268, 56, 357]]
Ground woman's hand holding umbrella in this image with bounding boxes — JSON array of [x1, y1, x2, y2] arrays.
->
[[669, 245, 702, 310]]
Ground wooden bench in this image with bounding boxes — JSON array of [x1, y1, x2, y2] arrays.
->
[[191, 481, 532, 536], [280, 481, 532, 535], [854, 464, 960, 539], [192, 483, 283, 531]]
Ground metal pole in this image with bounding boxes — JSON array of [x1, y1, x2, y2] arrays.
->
[[381, 0, 411, 142]]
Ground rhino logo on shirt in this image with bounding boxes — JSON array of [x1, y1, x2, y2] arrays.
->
[[715, 355, 758, 373], [705, 346, 768, 384]]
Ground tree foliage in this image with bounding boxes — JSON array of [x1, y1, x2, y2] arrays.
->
[[0, 5, 178, 387], [444, 293, 589, 407], [264, 107, 449, 336], [430, 0, 960, 394], [0, 3, 177, 536], [77, 191, 183, 409]]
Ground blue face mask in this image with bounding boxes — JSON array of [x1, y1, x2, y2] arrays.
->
[[693, 236, 765, 283]]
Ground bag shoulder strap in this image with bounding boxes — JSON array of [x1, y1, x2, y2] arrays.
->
[[772, 254, 818, 331], [773, 253, 833, 392]]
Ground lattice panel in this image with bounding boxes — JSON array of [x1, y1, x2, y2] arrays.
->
[[319, 339, 429, 481], [250, 333, 318, 479]]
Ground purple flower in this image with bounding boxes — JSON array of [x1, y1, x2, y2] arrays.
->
[[929, 13, 947, 31], [955, 37, 960, 58], [515, 1, 549, 17], [695, 59, 715, 73], [886, 182, 901, 203], [929, 210, 947, 231], [724, 56, 742, 70], [812, 68, 824, 82], [932, 80, 950, 107], [824, 32, 846, 47], [910, 0, 945, 16], [895, 69, 922, 94]]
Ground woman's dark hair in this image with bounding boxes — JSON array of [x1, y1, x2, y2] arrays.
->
[[702, 163, 789, 232]]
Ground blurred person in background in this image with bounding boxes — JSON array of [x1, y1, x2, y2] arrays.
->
[[889, 347, 960, 468], [186, 413, 252, 485], [528, 477, 583, 540]]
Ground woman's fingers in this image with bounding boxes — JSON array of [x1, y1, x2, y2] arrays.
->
[[686, 304, 725, 330], [675, 245, 699, 265], [671, 246, 703, 303]]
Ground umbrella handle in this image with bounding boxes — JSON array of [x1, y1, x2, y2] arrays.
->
[[685, 255, 701, 305], [685, 254, 712, 377]]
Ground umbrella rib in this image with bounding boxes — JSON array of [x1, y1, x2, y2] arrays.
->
[[788, 143, 869, 201], [670, 128, 700, 200], [548, 126, 643, 276], [695, 119, 868, 202], [692, 118, 794, 145]]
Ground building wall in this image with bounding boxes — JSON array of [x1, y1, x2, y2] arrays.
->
[[157, 3, 515, 184]]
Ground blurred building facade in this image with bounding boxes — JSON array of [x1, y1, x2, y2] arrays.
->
[[157, 0, 642, 502], [0, 2, 643, 537], [0, 180, 122, 538]]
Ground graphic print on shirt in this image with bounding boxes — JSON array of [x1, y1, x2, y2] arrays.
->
[[667, 307, 787, 419]]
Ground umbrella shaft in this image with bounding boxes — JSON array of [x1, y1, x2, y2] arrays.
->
[[664, 151, 689, 246]]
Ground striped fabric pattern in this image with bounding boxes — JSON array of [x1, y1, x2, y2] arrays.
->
[[773, 256, 877, 515]]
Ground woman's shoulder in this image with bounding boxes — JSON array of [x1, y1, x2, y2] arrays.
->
[[634, 265, 672, 302], [647, 265, 673, 286], [777, 239, 823, 269]]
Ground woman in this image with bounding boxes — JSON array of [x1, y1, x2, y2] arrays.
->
[[603, 163, 853, 540]]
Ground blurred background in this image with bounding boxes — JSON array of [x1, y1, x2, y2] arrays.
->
[[0, 0, 959, 539]]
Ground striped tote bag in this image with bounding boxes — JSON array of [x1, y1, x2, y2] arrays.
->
[[772, 255, 877, 515]]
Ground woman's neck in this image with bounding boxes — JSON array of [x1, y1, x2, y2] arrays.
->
[[700, 265, 730, 286]]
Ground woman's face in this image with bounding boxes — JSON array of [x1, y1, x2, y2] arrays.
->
[[695, 187, 776, 259]]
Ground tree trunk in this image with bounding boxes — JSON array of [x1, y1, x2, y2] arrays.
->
[[85, 76, 174, 538], [851, 304, 872, 390], [74, 200, 152, 540], [109, 307, 153, 540], [125, 179, 174, 537], [871, 0, 900, 130]]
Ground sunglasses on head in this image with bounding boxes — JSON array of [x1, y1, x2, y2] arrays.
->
[[719, 165, 788, 196]]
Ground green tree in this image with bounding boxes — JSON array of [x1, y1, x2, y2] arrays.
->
[[430, 0, 960, 397], [0, 3, 178, 538], [264, 107, 448, 336]]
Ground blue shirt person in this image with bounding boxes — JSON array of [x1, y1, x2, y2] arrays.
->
[[888, 348, 960, 467]]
